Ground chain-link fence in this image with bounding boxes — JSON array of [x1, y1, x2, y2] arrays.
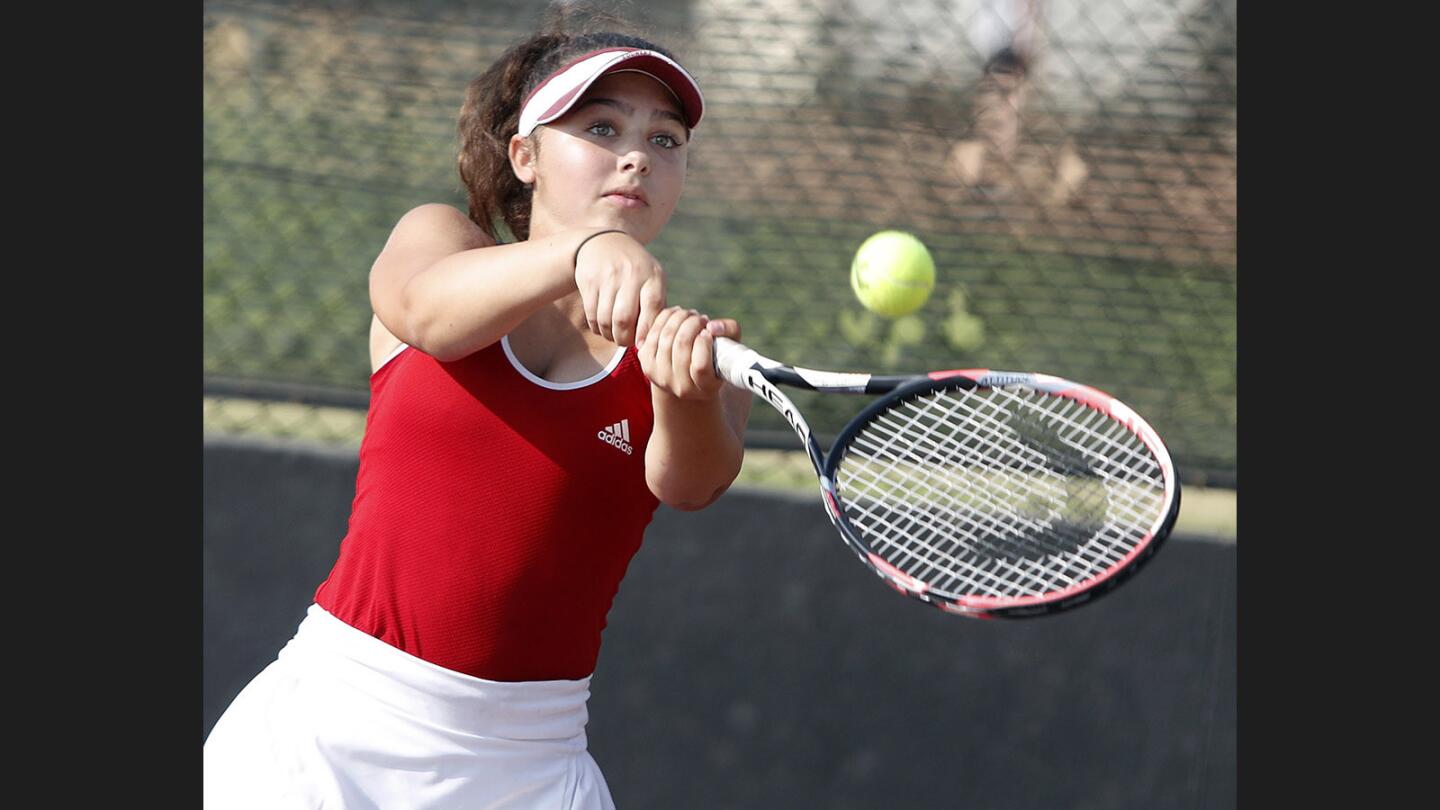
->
[[204, 0, 1236, 487]]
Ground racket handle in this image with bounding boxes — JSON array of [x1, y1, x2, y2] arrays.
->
[[713, 336, 760, 390]]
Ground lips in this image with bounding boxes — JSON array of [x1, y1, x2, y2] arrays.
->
[[603, 187, 648, 206]]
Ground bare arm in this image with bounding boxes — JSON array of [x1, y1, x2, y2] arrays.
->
[[640, 310, 752, 511], [370, 204, 666, 361]]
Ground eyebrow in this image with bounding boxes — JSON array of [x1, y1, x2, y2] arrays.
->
[[575, 97, 686, 127]]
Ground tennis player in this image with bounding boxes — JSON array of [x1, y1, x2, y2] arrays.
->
[[203, 12, 750, 809]]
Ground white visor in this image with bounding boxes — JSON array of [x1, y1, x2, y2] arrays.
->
[[517, 47, 704, 137]]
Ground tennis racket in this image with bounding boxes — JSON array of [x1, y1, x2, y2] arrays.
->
[[713, 337, 1180, 619]]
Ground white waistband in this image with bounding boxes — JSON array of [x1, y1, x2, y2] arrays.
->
[[281, 604, 593, 742]]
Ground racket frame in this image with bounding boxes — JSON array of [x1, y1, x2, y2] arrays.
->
[[714, 337, 1182, 619]]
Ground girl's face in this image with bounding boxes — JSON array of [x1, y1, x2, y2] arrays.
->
[[512, 71, 690, 244]]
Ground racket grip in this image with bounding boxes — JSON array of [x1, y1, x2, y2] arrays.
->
[[712, 336, 759, 389]]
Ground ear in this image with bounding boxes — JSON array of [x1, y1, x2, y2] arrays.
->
[[509, 133, 537, 186]]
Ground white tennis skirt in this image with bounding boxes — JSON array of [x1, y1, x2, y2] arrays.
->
[[203, 604, 615, 810]]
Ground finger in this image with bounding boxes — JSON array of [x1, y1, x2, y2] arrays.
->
[[645, 304, 676, 357], [667, 306, 692, 348], [594, 281, 616, 342], [643, 305, 678, 352], [611, 284, 639, 347], [691, 326, 718, 390], [635, 276, 667, 345], [653, 306, 687, 370], [642, 306, 685, 386], [578, 277, 599, 335], [671, 312, 709, 395], [705, 318, 740, 341]]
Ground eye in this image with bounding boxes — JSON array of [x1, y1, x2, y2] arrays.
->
[[584, 118, 683, 148]]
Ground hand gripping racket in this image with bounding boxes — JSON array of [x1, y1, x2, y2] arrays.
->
[[713, 337, 1180, 618]]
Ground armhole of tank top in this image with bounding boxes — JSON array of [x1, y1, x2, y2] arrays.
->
[[372, 342, 410, 378], [500, 335, 627, 391]]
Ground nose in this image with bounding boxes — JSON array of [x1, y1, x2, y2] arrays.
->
[[619, 148, 650, 176]]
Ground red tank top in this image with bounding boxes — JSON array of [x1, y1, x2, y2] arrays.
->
[[313, 337, 660, 681]]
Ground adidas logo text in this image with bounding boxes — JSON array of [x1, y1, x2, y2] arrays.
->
[[597, 419, 634, 455]]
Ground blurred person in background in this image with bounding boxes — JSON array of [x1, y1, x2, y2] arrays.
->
[[951, 0, 1042, 194]]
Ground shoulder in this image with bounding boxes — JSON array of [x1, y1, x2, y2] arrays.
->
[[382, 203, 496, 255], [369, 204, 497, 286]]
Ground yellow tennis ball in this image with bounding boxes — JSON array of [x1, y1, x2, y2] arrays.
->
[[850, 231, 936, 318]]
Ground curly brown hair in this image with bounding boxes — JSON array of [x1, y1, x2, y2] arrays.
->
[[456, 5, 686, 242]]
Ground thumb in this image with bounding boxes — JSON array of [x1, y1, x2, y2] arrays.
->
[[705, 318, 740, 340]]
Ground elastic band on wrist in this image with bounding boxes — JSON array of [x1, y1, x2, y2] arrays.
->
[[573, 229, 627, 268]]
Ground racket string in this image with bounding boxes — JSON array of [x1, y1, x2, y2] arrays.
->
[[845, 417, 1114, 596], [847, 389, 1159, 593], [844, 400, 1074, 586], [843, 458, 1124, 598], [857, 394, 1128, 548], [843, 469, 1044, 595], [859, 390, 1160, 558], [834, 386, 1167, 600], [843, 460, 1122, 598]]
